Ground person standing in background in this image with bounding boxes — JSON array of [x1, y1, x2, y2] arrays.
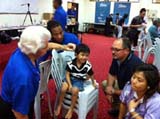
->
[[115, 13, 120, 25], [127, 8, 146, 47], [53, 0, 67, 30], [117, 14, 128, 38], [105, 14, 117, 37]]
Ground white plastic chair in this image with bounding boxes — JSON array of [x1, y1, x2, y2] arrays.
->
[[137, 33, 153, 60], [142, 38, 160, 69], [34, 60, 53, 119], [51, 50, 99, 119]]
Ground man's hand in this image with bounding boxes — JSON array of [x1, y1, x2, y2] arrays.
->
[[106, 95, 113, 103], [105, 86, 114, 95], [64, 43, 76, 51]]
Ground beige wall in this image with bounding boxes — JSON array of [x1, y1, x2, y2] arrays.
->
[[0, 0, 160, 30]]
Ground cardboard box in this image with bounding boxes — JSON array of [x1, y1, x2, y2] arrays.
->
[[43, 13, 53, 21]]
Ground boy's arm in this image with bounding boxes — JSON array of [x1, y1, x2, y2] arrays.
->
[[88, 75, 97, 88]]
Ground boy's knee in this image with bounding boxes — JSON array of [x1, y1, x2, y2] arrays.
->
[[61, 83, 68, 91], [71, 87, 79, 94]]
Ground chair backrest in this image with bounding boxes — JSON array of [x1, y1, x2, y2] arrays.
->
[[152, 39, 160, 70], [38, 60, 52, 94], [51, 50, 75, 91], [34, 60, 53, 119], [142, 38, 160, 70], [144, 33, 153, 49]]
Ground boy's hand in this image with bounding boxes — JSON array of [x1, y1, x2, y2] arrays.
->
[[68, 84, 72, 91], [92, 81, 98, 89]]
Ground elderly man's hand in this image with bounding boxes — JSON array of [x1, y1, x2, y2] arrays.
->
[[63, 43, 76, 51]]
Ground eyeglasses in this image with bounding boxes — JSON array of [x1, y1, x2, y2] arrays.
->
[[110, 47, 124, 52]]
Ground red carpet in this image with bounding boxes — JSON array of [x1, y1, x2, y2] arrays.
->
[[0, 34, 117, 119], [0, 40, 18, 91]]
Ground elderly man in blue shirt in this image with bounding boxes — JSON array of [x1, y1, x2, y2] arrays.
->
[[0, 26, 74, 119], [53, 0, 67, 30]]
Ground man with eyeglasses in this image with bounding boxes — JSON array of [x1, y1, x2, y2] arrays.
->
[[101, 37, 142, 117]]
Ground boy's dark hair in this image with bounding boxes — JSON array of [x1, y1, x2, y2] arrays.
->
[[75, 44, 90, 54], [140, 8, 146, 13], [47, 20, 61, 33]]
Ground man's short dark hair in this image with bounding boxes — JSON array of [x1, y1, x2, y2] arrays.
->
[[47, 20, 61, 33], [140, 8, 146, 13], [121, 37, 131, 51], [75, 44, 90, 54], [54, 0, 62, 5]]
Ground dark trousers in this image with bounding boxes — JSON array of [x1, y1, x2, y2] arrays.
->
[[0, 96, 34, 119], [126, 29, 140, 46]]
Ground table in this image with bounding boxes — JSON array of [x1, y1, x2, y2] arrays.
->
[[83, 22, 105, 34], [0, 25, 45, 37]]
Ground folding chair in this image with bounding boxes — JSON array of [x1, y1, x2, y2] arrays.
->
[[34, 60, 53, 119], [51, 50, 99, 119]]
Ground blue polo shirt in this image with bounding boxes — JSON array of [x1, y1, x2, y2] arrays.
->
[[109, 53, 143, 89], [53, 6, 67, 30], [62, 32, 80, 45], [38, 32, 80, 63], [1, 48, 40, 115]]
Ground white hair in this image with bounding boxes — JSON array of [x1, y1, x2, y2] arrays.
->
[[18, 26, 51, 55]]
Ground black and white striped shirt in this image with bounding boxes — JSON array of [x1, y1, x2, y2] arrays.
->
[[66, 58, 94, 80]]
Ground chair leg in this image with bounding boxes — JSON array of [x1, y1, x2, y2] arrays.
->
[[46, 88, 53, 117], [78, 94, 87, 119], [93, 91, 99, 119], [54, 89, 61, 119], [78, 113, 87, 119], [34, 94, 41, 119], [62, 107, 67, 118]]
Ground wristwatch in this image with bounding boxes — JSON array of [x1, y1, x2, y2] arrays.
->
[[129, 108, 135, 113]]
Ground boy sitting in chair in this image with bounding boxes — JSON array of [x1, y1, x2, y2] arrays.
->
[[54, 43, 97, 119]]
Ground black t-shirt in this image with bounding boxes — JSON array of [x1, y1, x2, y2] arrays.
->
[[109, 53, 143, 89], [118, 18, 125, 26], [105, 16, 113, 28], [130, 15, 146, 30]]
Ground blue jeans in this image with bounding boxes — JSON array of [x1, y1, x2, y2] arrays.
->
[[64, 77, 84, 91]]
